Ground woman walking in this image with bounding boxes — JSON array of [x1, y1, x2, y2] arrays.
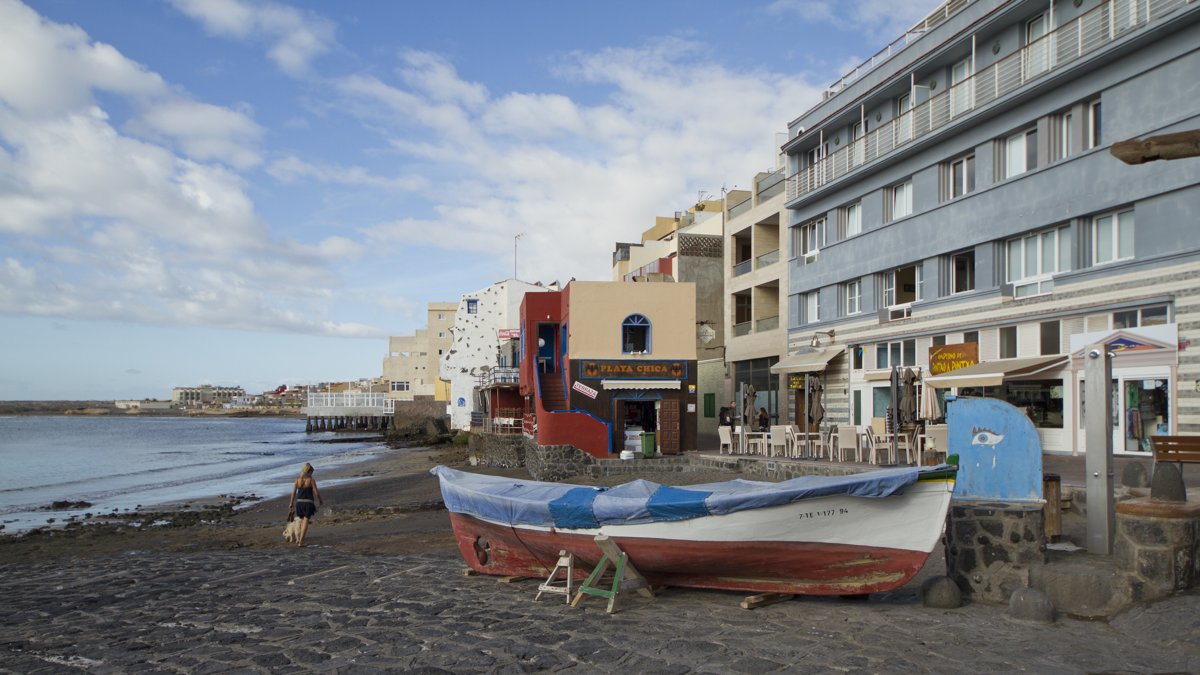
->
[[289, 462, 324, 547]]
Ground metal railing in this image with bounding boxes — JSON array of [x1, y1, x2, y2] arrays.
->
[[819, 0, 975, 101], [788, 0, 1190, 202], [306, 393, 387, 409], [478, 367, 520, 388]]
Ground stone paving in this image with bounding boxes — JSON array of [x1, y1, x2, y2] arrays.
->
[[2, 549, 1198, 673]]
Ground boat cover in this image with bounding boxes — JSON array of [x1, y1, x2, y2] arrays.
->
[[431, 465, 939, 529]]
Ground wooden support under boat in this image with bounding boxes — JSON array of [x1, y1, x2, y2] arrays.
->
[[497, 575, 531, 584], [740, 592, 795, 610], [571, 534, 654, 614]]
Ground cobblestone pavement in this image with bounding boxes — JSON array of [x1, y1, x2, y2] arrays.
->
[[2, 549, 1197, 673]]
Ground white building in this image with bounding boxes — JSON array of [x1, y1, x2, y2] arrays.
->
[[440, 279, 556, 430]]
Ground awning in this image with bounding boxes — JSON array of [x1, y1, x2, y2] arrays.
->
[[769, 347, 844, 374], [925, 355, 1069, 389], [601, 379, 681, 390]]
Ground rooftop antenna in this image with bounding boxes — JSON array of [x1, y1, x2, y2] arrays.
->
[[513, 232, 525, 280]]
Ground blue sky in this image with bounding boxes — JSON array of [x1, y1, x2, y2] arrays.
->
[[0, 0, 937, 400]]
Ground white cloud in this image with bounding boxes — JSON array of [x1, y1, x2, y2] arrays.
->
[[267, 155, 427, 191], [0, 2, 376, 339], [169, 0, 335, 77]]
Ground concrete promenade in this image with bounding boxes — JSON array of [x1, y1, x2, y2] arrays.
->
[[3, 547, 1198, 673]]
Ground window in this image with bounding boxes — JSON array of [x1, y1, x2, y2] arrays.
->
[[794, 217, 825, 259], [437, 313, 445, 320], [897, 92, 913, 143], [1007, 225, 1071, 297], [466, 299, 479, 314], [949, 155, 975, 199], [875, 339, 917, 369], [850, 121, 867, 166], [1000, 326, 1018, 359], [889, 180, 913, 221], [390, 381, 410, 392], [964, 331, 979, 343], [1091, 209, 1134, 265], [932, 335, 947, 347], [438, 331, 445, 338], [951, 250, 975, 294], [1025, 13, 1050, 77], [703, 393, 716, 418], [840, 202, 862, 238], [844, 279, 861, 315], [1002, 128, 1038, 179], [883, 265, 920, 308], [1040, 321, 1060, 355], [950, 56, 973, 117], [852, 345, 864, 370], [1054, 111, 1073, 161], [1113, 305, 1169, 328], [622, 314, 651, 353], [1086, 100, 1101, 149], [804, 291, 820, 324]]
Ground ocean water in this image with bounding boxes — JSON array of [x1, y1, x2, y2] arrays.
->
[[0, 415, 388, 534]]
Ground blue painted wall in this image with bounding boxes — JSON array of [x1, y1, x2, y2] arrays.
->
[[945, 396, 1043, 502]]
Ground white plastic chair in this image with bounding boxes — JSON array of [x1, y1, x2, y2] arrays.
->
[[717, 426, 735, 454], [768, 426, 789, 458], [836, 426, 861, 463]]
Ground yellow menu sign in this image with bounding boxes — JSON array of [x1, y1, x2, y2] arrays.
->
[[928, 342, 979, 375]]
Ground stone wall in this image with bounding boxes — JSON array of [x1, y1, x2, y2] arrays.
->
[[945, 501, 1047, 603], [1114, 498, 1200, 603], [467, 433, 527, 469]]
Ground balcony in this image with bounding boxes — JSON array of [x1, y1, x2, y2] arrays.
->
[[478, 367, 520, 389], [733, 321, 753, 337], [733, 259, 753, 277], [787, 0, 1191, 202], [756, 249, 780, 269], [756, 315, 780, 332]]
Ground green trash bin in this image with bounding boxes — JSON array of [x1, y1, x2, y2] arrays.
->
[[641, 431, 656, 458]]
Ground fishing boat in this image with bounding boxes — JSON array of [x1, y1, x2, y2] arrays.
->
[[431, 464, 956, 596]]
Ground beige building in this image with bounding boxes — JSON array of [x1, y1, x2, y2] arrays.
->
[[382, 302, 457, 402], [722, 163, 793, 427]]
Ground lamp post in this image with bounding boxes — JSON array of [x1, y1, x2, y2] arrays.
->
[[514, 232, 525, 280]]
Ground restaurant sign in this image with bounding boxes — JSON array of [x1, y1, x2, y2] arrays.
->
[[497, 328, 520, 340], [928, 342, 979, 375], [578, 359, 688, 380]]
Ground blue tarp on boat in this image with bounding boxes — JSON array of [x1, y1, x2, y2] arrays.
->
[[430, 465, 935, 530]]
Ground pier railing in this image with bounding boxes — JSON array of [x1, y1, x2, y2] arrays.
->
[[306, 393, 387, 410]]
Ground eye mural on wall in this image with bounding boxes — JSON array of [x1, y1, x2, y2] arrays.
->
[[970, 426, 1005, 446]]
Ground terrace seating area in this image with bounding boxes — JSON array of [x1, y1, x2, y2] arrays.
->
[[716, 421, 948, 467]]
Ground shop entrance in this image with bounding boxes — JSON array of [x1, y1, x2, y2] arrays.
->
[[612, 395, 661, 454]]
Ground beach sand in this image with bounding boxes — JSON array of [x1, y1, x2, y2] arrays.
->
[[0, 442, 740, 564]]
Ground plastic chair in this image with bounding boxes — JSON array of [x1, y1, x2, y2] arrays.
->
[[768, 426, 789, 458], [717, 426, 735, 454], [836, 426, 861, 463]]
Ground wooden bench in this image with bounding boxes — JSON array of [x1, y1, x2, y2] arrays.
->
[[1150, 435, 1200, 469]]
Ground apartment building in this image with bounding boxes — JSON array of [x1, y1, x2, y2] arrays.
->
[[723, 167, 795, 427], [612, 203, 725, 436], [781, 0, 1200, 456], [382, 302, 457, 403]]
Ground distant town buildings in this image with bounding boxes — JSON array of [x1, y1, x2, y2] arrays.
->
[[171, 385, 245, 407]]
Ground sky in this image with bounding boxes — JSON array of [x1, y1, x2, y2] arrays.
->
[[0, 0, 939, 400]]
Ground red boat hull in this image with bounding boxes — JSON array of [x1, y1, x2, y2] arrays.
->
[[448, 512, 930, 596]]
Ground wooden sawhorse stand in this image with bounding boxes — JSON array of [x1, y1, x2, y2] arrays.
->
[[534, 550, 574, 603], [570, 534, 654, 614]]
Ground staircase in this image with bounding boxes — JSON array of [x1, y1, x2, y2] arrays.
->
[[539, 371, 566, 411]]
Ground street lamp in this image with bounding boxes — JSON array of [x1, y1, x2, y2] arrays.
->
[[514, 232, 525, 280]]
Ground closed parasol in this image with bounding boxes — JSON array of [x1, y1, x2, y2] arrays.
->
[[808, 379, 825, 427], [899, 367, 918, 426], [919, 380, 942, 421]]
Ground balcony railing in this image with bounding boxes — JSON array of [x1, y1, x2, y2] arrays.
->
[[727, 195, 753, 220], [733, 321, 752, 337], [788, 0, 1189, 202], [733, 259, 753, 277], [478, 367, 520, 388], [756, 249, 780, 269], [756, 315, 780, 332]]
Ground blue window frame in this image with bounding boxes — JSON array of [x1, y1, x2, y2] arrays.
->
[[622, 314, 651, 354], [466, 299, 478, 314]]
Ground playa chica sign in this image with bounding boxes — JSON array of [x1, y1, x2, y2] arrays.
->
[[928, 343, 979, 376], [578, 359, 689, 380]]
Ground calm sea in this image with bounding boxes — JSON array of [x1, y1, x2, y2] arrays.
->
[[0, 415, 388, 534]]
